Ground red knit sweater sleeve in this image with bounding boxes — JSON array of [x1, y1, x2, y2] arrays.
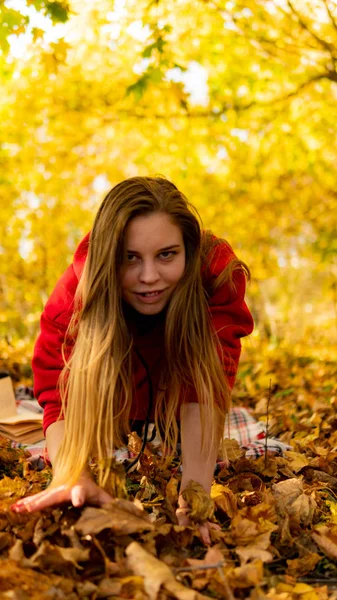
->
[[32, 264, 78, 435]]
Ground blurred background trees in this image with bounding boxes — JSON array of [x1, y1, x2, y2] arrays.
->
[[1, 0, 337, 361]]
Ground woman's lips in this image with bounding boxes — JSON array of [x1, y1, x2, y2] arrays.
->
[[134, 289, 166, 303]]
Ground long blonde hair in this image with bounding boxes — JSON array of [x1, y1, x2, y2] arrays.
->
[[52, 176, 250, 488]]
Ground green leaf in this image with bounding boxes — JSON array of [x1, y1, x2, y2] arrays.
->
[[142, 36, 167, 58], [45, 1, 69, 23]]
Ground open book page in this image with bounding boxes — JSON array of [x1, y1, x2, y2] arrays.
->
[[0, 376, 18, 420], [0, 404, 43, 425]]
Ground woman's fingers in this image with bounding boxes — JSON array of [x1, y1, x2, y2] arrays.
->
[[175, 507, 191, 527], [95, 488, 114, 506], [198, 522, 211, 545], [71, 485, 85, 507], [208, 522, 221, 531], [11, 486, 68, 513], [175, 508, 220, 545]]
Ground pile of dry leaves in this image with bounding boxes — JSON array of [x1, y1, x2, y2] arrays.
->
[[1, 350, 337, 600]]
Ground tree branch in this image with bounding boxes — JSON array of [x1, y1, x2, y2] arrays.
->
[[287, 0, 336, 54]]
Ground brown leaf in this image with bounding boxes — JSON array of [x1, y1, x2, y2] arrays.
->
[[219, 438, 245, 462], [126, 541, 208, 599], [166, 476, 179, 508], [235, 529, 274, 565], [181, 480, 214, 523], [236, 546, 273, 564], [228, 560, 264, 588], [253, 455, 279, 478], [312, 525, 337, 561], [286, 552, 321, 577], [227, 472, 265, 494], [96, 577, 122, 597], [0, 530, 12, 551], [272, 478, 303, 516], [75, 499, 154, 536], [8, 538, 25, 562], [288, 492, 317, 527], [24, 540, 90, 571]]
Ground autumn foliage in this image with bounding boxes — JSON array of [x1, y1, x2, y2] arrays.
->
[[1, 0, 337, 598], [0, 350, 336, 599]]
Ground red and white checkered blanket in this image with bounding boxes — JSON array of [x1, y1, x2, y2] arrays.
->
[[13, 386, 291, 470]]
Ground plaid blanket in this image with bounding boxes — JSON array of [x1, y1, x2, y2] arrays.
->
[[13, 386, 291, 470]]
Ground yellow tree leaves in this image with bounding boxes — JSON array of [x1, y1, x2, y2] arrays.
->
[[1, 0, 337, 347]]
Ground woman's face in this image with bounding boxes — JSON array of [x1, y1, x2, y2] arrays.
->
[[121, 212, 186, 315]]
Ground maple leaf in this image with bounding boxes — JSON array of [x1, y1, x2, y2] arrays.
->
[[210, 483, 238, 518], [284, 451, 310, 473]]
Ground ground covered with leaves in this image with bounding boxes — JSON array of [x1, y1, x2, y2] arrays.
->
[[1, 349, 337, 599]]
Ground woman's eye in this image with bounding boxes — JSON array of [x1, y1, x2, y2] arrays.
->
[[127, 254, 138, 262], [159, 251, 176, 259]]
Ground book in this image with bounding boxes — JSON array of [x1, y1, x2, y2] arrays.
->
[[0, 376, 44, 444]]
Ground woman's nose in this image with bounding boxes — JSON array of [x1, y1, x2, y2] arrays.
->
[[139, 261, 160, 284]]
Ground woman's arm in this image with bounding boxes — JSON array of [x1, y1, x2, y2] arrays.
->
[[11, 420, 113, 514], [177, 403, 224, 544], [45, 420, 65, 467], [179, 403, 224, 496]]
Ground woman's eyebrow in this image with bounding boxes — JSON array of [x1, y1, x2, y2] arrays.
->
[[127, 244, 182, 254]]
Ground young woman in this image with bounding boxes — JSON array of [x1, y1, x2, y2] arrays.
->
[[11, 176, 254, 544]]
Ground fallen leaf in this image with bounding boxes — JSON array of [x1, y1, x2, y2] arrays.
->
[[288, 493, 316, 527], [210, 483, 237, 518], [272, 478, 303, 516], [75, 499, 154, 536], [181, 480, 214, 523], [126, 541, 208, 599], [284, 451, 310, 473], [24, 540, 90, 572], [227, 472, 265, 494], [219, 438, 245, 462], [166, 476, 179, 507], [312, 525, 337, 561], [97, 577, 122, 597], [236, 546, 273, 564], [228, 559, 264, 588], [286, 552, 321, 577]]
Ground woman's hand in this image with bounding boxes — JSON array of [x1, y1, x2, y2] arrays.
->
[[10, 473, 114, 514], [175, 506, 221, 545]]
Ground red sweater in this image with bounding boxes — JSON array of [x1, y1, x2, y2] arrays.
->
[[32, 233, 254, 434]]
